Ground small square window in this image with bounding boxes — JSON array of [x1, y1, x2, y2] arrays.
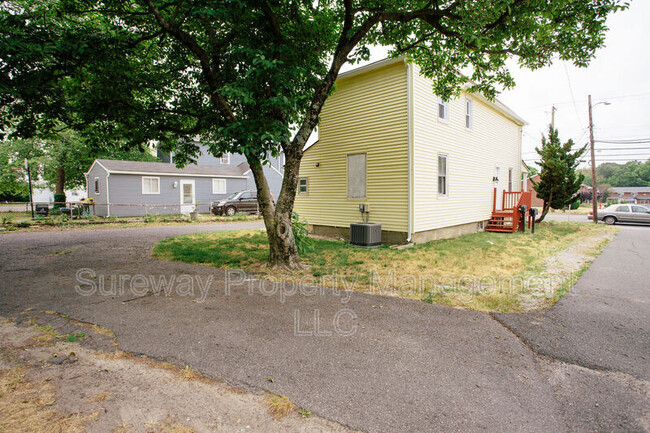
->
[[438, 98, 449, 123], [212, 178, 226, 194], [142, 176, 160, 194], [298, 177, 308, 194]]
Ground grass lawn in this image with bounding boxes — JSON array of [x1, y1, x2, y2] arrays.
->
[[152, 221, 617, 313]]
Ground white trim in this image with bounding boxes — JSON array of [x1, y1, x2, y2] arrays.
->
[[180, 179, 196, 213], [269, 164, 284, 176], [105, 173, 111, 216], [107, 170, 247, 179], [84, 159, 110, 177], [437, 98, 449, 123], [242, 169, 252, 176], [406, 60, 413, 242], [298, 177, 309, 194], [141, 176, 161, 194], [220, 154, 230, 164], [465, 97, 473, 130], [437, 154, 449, 198], [212, 178, 227, 194], [338, 57, 404, 80]]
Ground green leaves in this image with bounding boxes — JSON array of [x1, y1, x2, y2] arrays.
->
[[534, 125, 586, 211]]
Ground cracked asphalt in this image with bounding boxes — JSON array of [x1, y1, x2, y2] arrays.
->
[[1, 222, 648, 432]]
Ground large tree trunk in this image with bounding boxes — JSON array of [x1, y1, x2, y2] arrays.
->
[[55, 165, 65, 195], [536, 192, 552, 223], [247, 146, 303, 269]]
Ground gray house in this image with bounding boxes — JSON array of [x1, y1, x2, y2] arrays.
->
[[159, 144, 285, 199], [85, 159, 250, 217]]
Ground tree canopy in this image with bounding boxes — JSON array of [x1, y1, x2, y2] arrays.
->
[[0, 129, 159, 199], [581, 160, 650, 188], [533, 125, 585, 222], [0, 0, 628, 266]]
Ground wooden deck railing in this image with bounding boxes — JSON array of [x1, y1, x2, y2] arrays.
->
[[490, 189, 533, 233]]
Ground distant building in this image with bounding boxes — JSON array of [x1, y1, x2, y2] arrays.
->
[[606, 187, 650, 205]]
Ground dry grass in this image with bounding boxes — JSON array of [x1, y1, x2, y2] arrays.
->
[[0, 367, 98, 433], [264, 393, 296, 419], [112, 424, 132, 433], [144, 416, 197, 433], [153, 221, 617, 312], [88, 392, 111, 403], [98, 350, 213, 384]]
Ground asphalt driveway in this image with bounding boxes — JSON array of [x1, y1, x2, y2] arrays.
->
[[0, 222, 648, 432]]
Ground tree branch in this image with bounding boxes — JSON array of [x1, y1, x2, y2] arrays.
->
[[141, 0, 237, 124]]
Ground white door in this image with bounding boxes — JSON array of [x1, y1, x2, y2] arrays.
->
[[180, 180, 195, 214], [495, 166, 503, 211]]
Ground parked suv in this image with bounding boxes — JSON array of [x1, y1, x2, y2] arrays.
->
[[211, 190, 260, 216]]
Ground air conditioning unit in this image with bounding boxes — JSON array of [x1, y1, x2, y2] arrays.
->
[[350, 222, 382, 247]]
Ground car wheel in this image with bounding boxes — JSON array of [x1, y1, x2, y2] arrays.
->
[[604, 216, 616, 225], [225, 206, 237, 217]]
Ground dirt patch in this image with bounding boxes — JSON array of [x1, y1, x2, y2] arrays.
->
[[0, 318, 352, 433], [520, 228, 618, 310]]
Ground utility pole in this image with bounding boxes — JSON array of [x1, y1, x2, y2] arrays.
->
[[24, 159, 34, 220], [588, 95, 597, 224], [551, 105, 556, 128]]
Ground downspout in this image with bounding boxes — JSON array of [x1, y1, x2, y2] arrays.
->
[[105, 173, 111, 216], [406, 60, 413, 242]]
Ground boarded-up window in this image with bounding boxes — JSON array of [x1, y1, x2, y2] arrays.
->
[[347, 154, 366, 199], [438, 155, 448, 196], [94, 177, 99, 194], [142, 176, 160, 194]]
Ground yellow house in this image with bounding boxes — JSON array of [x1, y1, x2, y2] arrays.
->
[[294, 58, 527, 244]]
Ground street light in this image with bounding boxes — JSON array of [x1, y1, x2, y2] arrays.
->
[[588, 96, 611, 224]]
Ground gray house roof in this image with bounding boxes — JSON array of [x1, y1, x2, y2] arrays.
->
[[90, 159, 249, 178], [610, 187, 650, 195]]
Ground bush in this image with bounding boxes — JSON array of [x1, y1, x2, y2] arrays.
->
[[53, 193, 66, 209], [292, 213, 313, 254], [49, 207, 62, 216]]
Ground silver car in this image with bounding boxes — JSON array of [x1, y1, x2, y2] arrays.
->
[[588, 204, 650, 225]]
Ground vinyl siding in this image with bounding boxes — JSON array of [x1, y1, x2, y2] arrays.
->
[[85, 162, 110, 217], [412, 65, 523, 233], [294, 61, 409, 232], [105, 174, 246, 217]]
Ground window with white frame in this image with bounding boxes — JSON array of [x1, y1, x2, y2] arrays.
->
[[212, 178, 226, 194], [94, 177, 100, 194], [438, 155, 448, 196], [508, 168, 513, 192], [347, 153, 366, 199], [142, 176, 160, 194], [298, 177, 308, 194], [220, 153, 230, 164], [465, 97, 473, 129], [438, 98, 449, 123]]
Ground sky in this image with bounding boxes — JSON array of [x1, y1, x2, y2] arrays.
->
[[338, 1, 650, 169]]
